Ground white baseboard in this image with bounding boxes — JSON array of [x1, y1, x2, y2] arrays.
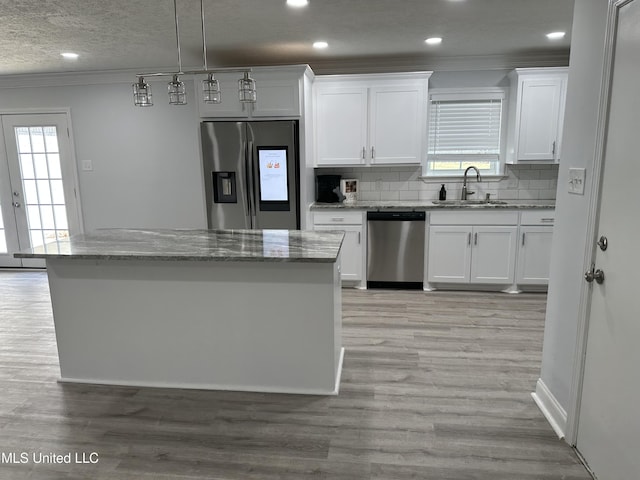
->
[[531, 378, 567, 439]]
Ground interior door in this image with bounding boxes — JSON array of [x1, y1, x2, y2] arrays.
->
[[576, 1, 640, 478], [0, 114, 81, 268]]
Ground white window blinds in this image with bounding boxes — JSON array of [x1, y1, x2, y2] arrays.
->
[[427, 91, 504, 175]]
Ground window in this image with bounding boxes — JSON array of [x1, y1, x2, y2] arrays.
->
[[426, 90, 505, 176]]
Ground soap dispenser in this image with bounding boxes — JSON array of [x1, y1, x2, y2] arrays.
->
[[439, 184, 447, 201]]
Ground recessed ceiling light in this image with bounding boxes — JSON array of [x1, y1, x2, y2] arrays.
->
[[425, 37, 443, 45], [313, 41, 328, 49], [287, 0, 308, 7], [546, 31, 566, 40], [60, 52, 79, 59]]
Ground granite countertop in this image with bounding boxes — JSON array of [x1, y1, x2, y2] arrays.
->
[[311, 200, 556, 210], [14, 228, 344, 263]]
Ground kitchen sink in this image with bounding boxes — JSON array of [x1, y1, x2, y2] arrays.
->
[[431, 200, 508, 205]]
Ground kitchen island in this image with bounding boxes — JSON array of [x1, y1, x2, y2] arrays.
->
[[15, 229, 345, 395]]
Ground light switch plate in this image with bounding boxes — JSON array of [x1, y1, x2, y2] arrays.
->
[[568, 168, 586, 195], [82, 160, 93, 172]]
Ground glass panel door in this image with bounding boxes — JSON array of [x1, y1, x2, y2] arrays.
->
[[0, 114, 82, 268], [16, 125, 70, 249]]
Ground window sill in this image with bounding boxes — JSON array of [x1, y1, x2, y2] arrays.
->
[[418, 174, 508, 183]]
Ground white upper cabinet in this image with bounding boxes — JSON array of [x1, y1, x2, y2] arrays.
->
[[368, 85, 425, 164], [313, 73, 431, 166], [315, 87, 368, 165], [195, 66, 309, 119], [506, 67, 568, 164]]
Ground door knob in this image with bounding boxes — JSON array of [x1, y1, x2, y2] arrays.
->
[[597, 235, 608, 251], [584, 264, 605, 284]]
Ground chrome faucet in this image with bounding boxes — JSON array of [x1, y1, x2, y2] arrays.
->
[[461, 166, 481, 200]]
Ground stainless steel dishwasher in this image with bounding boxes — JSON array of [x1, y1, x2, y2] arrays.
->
[[367, 211, 426, 289]]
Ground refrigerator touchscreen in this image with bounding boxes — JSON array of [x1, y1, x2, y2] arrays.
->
[[258, 147, 289, 202]]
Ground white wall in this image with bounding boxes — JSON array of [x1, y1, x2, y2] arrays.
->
[[0, 78, 206, 232], [539, 0, 609, 411]]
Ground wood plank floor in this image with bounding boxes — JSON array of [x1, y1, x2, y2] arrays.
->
[[0, 271, 591, 479]]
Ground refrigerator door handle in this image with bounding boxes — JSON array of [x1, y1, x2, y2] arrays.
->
[[247, 140, 257, 228], [242, 139, 252, 221]]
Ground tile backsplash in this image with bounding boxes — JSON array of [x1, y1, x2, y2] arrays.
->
[[317, 164, 558, 202]]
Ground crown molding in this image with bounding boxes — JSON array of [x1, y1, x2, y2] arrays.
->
[[308, 51, 570, 75], [0, 64, 316, 89], [0, 52, 570, 89]]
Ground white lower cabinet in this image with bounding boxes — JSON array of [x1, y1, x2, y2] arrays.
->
[[427, 226, 473, 283], [313, 211, 365, 286], [470, 226, 518, 284], [516, 210, 555, 286], [427, 225, 517, 284], [427, 211, 518, 286]]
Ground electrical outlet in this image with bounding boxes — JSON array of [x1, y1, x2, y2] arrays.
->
[[568, 168, 586, 195], [82, 160, 93, 172]]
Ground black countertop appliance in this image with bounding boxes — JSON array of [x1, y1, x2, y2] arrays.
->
[[315, 174, 343, 203]]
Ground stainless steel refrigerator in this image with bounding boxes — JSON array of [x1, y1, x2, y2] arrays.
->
[[201, 121, 300, 230]]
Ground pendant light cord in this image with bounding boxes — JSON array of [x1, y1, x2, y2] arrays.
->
[[200, 0, 208, 71], [173, 0, 183, 73]]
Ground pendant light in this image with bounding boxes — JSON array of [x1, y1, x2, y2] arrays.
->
[[133, 77, 153, 107], [168, 74, 187, 105], [238, 71, 257, 103], [167, 0, 187, 105], [133, 0, 256, 107]]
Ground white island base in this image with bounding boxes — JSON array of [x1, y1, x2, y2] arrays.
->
[[46, 258, 343, 395]]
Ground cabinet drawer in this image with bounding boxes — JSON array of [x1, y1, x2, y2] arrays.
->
[[429, 211, 518, 226], [520, 210, 555, 225], [313, 211, 364, 225]]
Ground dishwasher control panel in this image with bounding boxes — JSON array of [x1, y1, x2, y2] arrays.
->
[[367, 211, 426, 221]]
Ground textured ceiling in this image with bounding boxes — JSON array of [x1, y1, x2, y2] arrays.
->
[[0, 0, 575, 76]]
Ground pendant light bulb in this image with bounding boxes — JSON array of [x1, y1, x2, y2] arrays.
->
[[238, 71, 257, 103], [203, 73, 221, 104], [133, 77, 153, 107], [168, 74, 187, 105]]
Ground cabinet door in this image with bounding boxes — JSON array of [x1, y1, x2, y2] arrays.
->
[[516, 78, 564, 161], [251, 77, 301, 117], [470, 226, 517, 284], [427, 226, 472, 283], [313, 225, 363, 282], [516, 226, 553, 285], [369, 85, 426, 164], [314, 87, 368, 166]]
